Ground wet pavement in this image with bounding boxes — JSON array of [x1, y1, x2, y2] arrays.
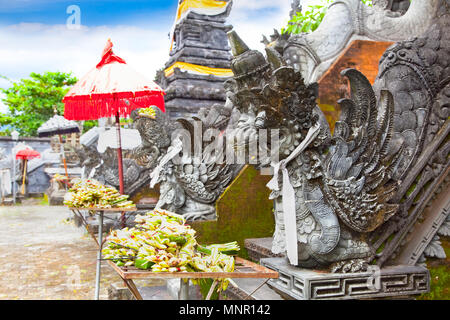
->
[[0, 204, 165, 300]]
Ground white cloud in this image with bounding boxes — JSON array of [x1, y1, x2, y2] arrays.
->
[[0, 92, 7, 114], [0, 22, 171, 87], [227, 0, 320, 52], [229, 0, 292, 52]]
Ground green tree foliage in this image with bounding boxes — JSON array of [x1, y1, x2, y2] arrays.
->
[[0, 71, 97, 137], [282, 0, 373, 35]]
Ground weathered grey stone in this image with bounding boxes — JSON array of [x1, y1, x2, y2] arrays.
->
[[166, 279, 203, 300], [244, 238, 284, 263], [108, 282, 135, 300]]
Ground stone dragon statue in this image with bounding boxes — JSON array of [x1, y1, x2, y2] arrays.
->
[[223, 0, 449, 272], [74, 143, 150, 196], [129, 103, 242, 220], [72, 95, 242, 217], [72, 0, 449, 273]]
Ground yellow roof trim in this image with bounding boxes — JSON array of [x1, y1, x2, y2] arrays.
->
[[165, 61, 233, 78]]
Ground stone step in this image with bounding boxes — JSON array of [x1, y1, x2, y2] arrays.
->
[[108, 278, 285, 301], [223, 278, 284, 300], [0, 198, 14, 206], [244, 237, 284, 263]]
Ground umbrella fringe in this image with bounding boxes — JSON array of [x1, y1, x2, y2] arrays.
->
[[63, 94, 165, 121]]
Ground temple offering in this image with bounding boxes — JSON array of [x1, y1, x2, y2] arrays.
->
[[63, 178, 135, 209], [137, 107, 157, 119], [102, 209, 240, 292]]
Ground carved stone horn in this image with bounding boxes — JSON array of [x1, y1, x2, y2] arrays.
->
[[265, 47, 285, 70], [227, 30, 250, 57]]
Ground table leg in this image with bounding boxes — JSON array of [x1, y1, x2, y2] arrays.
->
[[179, 279, 189, 300], [72, 209, 98, 246], [94, 211, 104, 300], [124, 279, 143, 300]]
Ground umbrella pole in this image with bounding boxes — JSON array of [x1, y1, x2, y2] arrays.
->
[[115, 112, 125, 195], [58, 134, 69, 179], [21, 159, 27, 195], [115, 112, 126, 228]]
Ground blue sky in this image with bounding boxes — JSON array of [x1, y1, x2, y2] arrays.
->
[[0, 0, 314, 113], [0, 0, 177, 27]]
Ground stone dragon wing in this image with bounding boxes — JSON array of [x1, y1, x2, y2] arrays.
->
[[173, 105, 236, 204], [322, 68, 403, 233]]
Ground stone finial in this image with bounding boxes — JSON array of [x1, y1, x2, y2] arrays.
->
[[227, 30, 250, 57]]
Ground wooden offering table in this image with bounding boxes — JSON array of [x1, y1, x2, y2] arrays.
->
[[107, 257, 279, 300]]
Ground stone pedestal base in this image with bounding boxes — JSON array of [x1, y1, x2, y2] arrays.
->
[[261, 257, 430, 300]]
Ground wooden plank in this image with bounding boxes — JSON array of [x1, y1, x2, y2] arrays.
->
[[107, 257, 279, 280]]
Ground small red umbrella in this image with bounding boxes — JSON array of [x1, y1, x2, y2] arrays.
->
[[15, 148, 41, 160], [63, 39, 165, 194], [15, 148, 41, 195]]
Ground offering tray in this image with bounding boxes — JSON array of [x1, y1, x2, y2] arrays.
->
[[107, 257, 279, 300]]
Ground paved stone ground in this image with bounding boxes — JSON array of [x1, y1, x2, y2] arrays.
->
[[0, 204, 165, 300]]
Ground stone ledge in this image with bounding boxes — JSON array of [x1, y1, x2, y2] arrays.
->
[[244, 237, 284, 263], [261, 257, 430, 300], [224, 278, 284, 300]]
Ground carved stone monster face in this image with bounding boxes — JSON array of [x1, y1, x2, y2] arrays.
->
[[226, 31, 322, 166], [130, 106, 173, 169], [131, 106, 172, 150]]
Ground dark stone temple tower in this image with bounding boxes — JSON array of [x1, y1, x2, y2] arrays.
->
[[156, 0, 234, 119]]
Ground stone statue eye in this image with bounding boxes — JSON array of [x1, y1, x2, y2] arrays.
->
[[398, 50, 407, 58]]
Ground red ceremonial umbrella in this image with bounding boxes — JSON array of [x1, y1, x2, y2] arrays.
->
[[16, 148, 41, 160], [16, 148, 41, 195], [63, 39, 166, 194]]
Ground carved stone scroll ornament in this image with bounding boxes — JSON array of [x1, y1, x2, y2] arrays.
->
[[366, 2, 450, 267]]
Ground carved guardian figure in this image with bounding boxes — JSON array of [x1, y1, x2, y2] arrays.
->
[[225, 0, 449, 272]]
